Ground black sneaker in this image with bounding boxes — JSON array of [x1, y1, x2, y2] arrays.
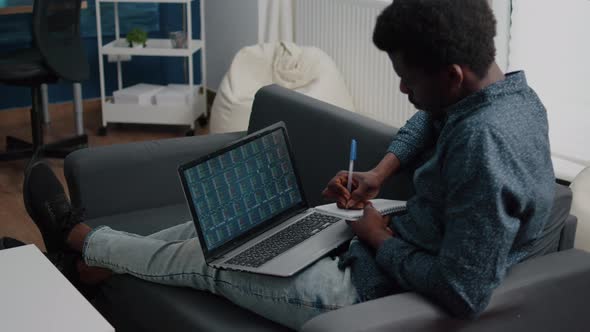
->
[[23, 161, 84, 253]]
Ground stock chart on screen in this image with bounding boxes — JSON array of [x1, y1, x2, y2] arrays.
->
[[183, 130, 302, 250]]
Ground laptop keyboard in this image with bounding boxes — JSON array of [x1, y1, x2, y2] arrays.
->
[[225, 213, 341, 268]]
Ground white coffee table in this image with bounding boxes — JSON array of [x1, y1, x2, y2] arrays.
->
[[0, 245, 114, 332]]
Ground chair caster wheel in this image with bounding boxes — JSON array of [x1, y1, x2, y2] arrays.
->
[[98, 126, 108, 136], [185, 130, 195, 136]]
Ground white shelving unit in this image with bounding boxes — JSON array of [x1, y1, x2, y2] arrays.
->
[[95, 0, 207, 134]]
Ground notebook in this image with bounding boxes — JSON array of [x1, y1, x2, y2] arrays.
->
[[177, 122, 354, 277], [315, 199, 407, 220]]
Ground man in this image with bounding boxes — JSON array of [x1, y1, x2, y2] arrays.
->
[[322, 0, 556, 317], [24, 0, 555, 329]]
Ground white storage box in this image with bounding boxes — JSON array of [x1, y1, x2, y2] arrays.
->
[[113, 83, 165, 106], [155, 84, 200, 106]]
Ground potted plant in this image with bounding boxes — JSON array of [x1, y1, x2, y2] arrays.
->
[[126, 28, 148, 48]]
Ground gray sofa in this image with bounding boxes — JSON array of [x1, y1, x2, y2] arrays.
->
[[65, 85, 590, 331]]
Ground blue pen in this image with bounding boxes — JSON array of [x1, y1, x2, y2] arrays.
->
[[347, 139, 357, 193]]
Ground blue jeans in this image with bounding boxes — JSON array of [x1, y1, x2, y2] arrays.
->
[[83, 221, 360, 330]]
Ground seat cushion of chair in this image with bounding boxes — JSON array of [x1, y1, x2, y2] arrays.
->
[[0, 48, 57, 86], [85, 204, 293, 332]]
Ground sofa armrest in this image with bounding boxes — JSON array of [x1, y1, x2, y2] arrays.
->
[[301, 249, 590, 332], [559, 215, 578, 251], [64, 132, 246, 219]]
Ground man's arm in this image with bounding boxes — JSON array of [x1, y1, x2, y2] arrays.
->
[[368, 153, 400, 185], [352, 111, 437, 200], [323, 111, 436, 207], [373, 127, 523, 318], [386, 111, 437, 170]]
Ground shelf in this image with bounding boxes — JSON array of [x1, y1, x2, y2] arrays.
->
[[97, 0, 206, 130], [98, 0, 193, 3], [102, 38, 202, 57], [102, 88, 206, 127]]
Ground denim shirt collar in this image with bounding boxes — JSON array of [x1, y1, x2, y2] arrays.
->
[[444, 71, 528, 118]]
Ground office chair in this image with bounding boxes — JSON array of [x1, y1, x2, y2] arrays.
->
[[0, 0, 88, 162]]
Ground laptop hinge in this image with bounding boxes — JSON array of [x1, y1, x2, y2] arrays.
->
[[210, 254, 223, 262]]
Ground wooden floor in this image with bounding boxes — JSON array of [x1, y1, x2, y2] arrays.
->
[[0, 100, 209, 251]]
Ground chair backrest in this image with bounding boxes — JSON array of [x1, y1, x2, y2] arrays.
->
[[32, 0, 89, 82]]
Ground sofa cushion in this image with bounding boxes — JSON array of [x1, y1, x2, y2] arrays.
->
[[85, 204, 191, 236], [94, 275, 292, 332], [525, 184, 574, 258]]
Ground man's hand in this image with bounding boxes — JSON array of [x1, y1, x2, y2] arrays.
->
[[322, 170, 382, 209], [348, 204, 394, 250]]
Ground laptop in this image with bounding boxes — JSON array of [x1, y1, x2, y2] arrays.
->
[[178, 122, 353, 277]]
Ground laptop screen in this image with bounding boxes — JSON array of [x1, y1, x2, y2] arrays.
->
[[181, 125, 304, 252]]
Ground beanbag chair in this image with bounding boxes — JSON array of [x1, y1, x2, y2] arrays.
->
[[210, 42, 356, 133]]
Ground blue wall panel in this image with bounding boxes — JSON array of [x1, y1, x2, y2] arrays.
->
[[0, 1, 202, 110]]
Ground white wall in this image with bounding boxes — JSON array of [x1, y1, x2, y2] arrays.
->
[[508, 0, 590, 181], [205, 0, 259, 91], [491, 0, 511, 72], [203, 0, 512, 91]]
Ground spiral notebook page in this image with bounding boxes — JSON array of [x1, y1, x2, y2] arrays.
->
[[314, 199, 406, 220]]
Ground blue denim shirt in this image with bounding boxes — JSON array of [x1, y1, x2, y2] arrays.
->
[[340, 71, 555, 318]]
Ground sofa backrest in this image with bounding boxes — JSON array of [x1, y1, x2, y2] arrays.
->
[[65, 132, 247, 220], [249, 84, 415, 207]]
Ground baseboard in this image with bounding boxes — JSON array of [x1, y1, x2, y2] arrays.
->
[[0, 90, 216, 118], [0, 98, 101, 114]]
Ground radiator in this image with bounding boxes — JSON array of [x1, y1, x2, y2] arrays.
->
[[295, 0, 417, 128]]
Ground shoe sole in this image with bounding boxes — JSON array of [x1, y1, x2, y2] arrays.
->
[[22, 160, 45, 227]]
